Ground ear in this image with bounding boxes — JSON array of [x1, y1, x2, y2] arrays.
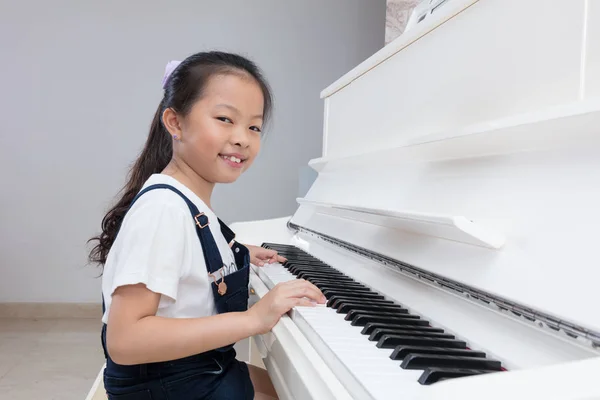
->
[[162, 108, 183, 139]]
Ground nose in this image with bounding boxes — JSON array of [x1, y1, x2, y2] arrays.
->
[[231, 126, 250, 148]]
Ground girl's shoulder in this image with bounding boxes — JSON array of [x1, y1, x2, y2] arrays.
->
[[127, 174, 212, 220]]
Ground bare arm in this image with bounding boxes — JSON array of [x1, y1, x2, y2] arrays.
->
[[106, 283, 258, 365], [106, 279, 325, 365]]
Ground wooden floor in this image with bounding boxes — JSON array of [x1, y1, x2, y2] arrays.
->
[[0, 318, 105, 400]]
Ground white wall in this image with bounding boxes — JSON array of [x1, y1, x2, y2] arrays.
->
[[0, 0, 385, 303]]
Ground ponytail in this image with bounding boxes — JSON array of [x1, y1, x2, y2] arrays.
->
[[88, 51, 273, 268], [87, 103, 172, 266]]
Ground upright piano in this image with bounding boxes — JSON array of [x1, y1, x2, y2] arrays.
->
[[231, 0, 600, 398]]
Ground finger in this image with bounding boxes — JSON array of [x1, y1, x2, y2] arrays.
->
[[288, 278, 322, 290], [286, 281, 326, 304], [265, 249, 286, 262], [294, 297, 318, 308], [256, 253, 274, 263], [279, 297, 317, 314], [263, 251, 277, 264], [251, 256, 265, 267]]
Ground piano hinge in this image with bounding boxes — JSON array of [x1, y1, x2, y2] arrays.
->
[[287, 220, 600, 352]]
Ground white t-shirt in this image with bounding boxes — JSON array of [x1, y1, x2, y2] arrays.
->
[[101, 174, 237, 324]]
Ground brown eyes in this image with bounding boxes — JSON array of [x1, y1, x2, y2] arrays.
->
[[217, 116, 233, 124], [217, 117, 262, 133]]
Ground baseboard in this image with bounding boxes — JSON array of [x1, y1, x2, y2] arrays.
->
[[0, 302, 102, 319]]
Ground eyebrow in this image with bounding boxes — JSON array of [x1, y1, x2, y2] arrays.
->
[[215, 103, 263, 120]]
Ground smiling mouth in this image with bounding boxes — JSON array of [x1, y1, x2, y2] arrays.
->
[[219, 154, 245, 165]]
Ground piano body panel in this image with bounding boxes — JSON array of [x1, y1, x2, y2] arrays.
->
[[230, 216, 294, 247], [294, 141, 600, 334], [323, 0, 587, 159], [261, 355, 294, 400], [587, 1, 600, 98]]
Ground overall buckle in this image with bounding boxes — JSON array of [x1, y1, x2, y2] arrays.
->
[[195, 213, 209, 228]]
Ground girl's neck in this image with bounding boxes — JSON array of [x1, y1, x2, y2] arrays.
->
[[162, 159, 215, 208]]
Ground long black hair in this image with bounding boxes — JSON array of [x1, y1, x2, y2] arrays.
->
[[88, 51, 273, 266]]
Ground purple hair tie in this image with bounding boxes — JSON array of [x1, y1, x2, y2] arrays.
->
[[161, 60, 181, 89]]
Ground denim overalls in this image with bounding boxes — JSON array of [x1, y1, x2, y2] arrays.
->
[[100, 184, 254, 399]]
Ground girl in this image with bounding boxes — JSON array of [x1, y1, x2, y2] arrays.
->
[[88, 51, 326, 400]]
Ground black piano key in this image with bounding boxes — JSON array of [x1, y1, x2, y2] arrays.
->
[[289, 269, 342, 277], [308, 281, 367, 291], [363, 324, 444, 340], [376, 335, 467, 349], [303, 277, 362, 286], [303, 275, 361, 282], [261, 243, 295, 250], [418, 368, 494, 385], [285, 261, 329, 267], [336, 302, 408, 314], [286, 264, 336, 271], [297, 272, 357, 279], [285, 260, 331, 266], [283, 255, 319, 261], [265, 248, 310, 257], [285, 260, 329, 266], [316, 283, 371, 290], [293, 273, 341, 280], [371, 326, 445, 338], [288, 267, 337, 275], [265, 245, 306, 251], [361, 321, 431, 335], [322, 289, 382, 298], [402, 354, 502, 371], [300, 274, 360, 283], [313, 285, 370, 293], [285, 259, 314, 263], [282, 262, 328, 275], [290, 270, 356, 282], [286, 264, 330, 270], [307, 280, 365, 288], [345, 309, 416, 322], [322, 289, 379, 298], [351, 314, 424, 327], [390, 346, 486, 361], [369, 329, 454, 342], [283, 257, 317, 263], [327, 295, 387, 307]]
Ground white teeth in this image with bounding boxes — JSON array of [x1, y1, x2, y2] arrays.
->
[[222, 155, 241, 163]]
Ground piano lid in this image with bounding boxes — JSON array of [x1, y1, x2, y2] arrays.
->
[[289, 0, 600, 343]]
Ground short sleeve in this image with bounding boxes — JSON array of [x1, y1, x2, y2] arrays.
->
[[108, 201, 189, 302]]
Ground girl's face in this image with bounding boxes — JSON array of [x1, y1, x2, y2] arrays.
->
[[170, 73, 264, 184]]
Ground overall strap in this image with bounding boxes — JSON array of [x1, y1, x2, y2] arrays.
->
[[101, 183, 236, 360], [101, 183, 236, 317], [129, 184, 234, 273]]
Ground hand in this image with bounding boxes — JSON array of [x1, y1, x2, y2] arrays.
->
[[247, 279, 326, 335], [245, 244, 287, 266]]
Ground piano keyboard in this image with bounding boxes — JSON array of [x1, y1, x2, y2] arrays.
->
[[258, 242, 505, 397]]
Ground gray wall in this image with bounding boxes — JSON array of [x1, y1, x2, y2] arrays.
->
[[0, 0, 385, 303]]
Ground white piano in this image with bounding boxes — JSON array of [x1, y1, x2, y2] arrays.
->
[[230, 0, 600, 399]]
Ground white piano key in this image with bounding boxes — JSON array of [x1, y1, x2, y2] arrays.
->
[[259, 263, 424, 399]]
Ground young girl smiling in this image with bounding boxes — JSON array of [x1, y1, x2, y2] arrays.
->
[[89, 51, 325, 400]]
